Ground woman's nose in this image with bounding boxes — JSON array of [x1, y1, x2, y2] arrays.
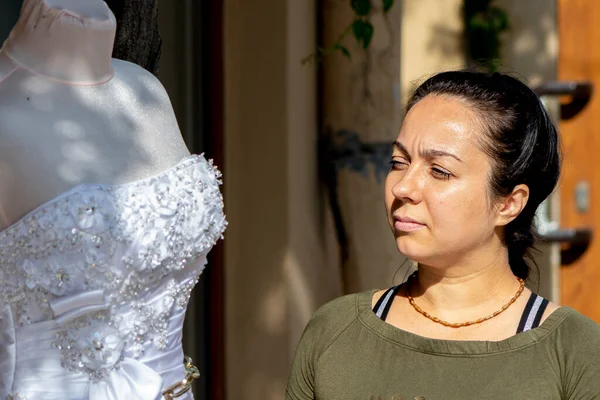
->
[[390, 169, 423, 204]]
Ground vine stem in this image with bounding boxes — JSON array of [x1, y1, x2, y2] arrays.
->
[[302, 20, 354, 65]]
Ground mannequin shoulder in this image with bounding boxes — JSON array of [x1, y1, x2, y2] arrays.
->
[[110, 59, 172, 105], [0, 53, 18, 86]]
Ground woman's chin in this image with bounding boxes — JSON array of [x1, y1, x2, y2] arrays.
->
[[395, 236, 430, 263]]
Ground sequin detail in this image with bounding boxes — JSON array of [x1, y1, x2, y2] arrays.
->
[[0, 154, 226, 381], [6, 394, 27, 400], [51, 311, 124, 381]]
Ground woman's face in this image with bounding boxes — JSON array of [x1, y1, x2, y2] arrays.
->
[[385, 95, 502, 268]]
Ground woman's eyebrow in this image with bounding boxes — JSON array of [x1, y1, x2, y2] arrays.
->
[[392, 141, 463, 163]]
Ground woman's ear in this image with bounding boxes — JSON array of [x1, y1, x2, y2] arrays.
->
[[495, 184, 530, 227]]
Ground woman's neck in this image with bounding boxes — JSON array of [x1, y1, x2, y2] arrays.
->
[[2, 0, 116, 85], [411, 249, 521, 315]]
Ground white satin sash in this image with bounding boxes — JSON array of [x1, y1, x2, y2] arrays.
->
[[6, 289, 192, 400]]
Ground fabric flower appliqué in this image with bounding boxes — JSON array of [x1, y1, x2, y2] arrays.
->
[[68, 191, 115, 234], [53, 312, 124, 381]]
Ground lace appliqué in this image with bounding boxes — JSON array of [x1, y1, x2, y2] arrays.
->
[[0, 154, 226, 381], [6, 394, 28, 400], [126, 279, 198, 358]]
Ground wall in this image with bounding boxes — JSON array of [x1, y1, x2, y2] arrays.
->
[[497, 0, 558, 86], [223, 0, 341, 398], [322, 0, 405, 293], [400, 0, 465, 104]]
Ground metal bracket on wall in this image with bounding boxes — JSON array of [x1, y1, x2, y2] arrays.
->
[[534, 80, 595, 265], [536, 227, 593, 266], [533, 81, 593, 120]]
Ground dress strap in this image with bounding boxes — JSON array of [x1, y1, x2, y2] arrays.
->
[[373, 285, 402, 321], [516, 292, 549, 333]]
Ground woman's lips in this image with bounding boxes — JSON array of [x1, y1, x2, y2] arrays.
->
[[393, 217, 425, 232]]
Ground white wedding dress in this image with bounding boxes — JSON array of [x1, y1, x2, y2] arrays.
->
[[0, 154, 226, 400]]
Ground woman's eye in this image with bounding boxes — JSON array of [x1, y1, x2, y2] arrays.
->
[[389, 160, 408, 170], [431, 167, 452, 180]]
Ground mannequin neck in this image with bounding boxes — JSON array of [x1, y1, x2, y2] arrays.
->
[[2, 0, 116, 85]]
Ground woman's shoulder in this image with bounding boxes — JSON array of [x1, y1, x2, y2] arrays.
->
[[546, 307, 600, 396], [309, 291, 371, 324], [301, 290, 376, 342], [555, 306, 600, 340], [546, 306, 600, 361]]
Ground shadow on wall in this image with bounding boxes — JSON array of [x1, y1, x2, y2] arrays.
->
[[426, 0, 557, 86], [425, 0, 464, 63], [497, 0, 557, 86]]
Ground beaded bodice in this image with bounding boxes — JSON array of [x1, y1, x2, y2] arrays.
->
[[0, 154, 226, 400]]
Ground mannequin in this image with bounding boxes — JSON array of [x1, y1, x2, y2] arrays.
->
[[0, 0, 190, 231], [0, 2, 225, 399]]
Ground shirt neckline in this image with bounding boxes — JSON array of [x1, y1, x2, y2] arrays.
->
[[356, 289, 574, 356]]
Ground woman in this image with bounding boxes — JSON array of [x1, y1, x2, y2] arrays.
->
[[286, 71, 600, 399]]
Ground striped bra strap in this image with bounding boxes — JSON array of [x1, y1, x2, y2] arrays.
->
[[516, 292, 550, 333], [373, 285, 402, 321], [374, 286, 550, 334]]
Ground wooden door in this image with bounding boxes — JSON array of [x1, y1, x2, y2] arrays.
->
[[559, 0, 600, 321]]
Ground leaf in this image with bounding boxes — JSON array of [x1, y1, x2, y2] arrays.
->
[[382, 0, 394, 13], [352, 19, 374, 49], [488, 6, 510, 32], [352, 19, 364, 42], [351, 0, 371, 17], [361, 21, 374, 49], [340, 46, 351, 59], [333, 43, 352, 59], [468, 13, 490, 30]]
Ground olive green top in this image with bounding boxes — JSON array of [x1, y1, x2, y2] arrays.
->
[[286, 290, 600, 400]]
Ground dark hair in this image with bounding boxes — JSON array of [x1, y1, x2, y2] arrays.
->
[[406, 71, 561, 282]]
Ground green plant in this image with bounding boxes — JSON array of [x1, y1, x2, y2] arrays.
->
[[304, 0, 509, 72], [302, 0, 394, 65], [464, 0, 509, 72]]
